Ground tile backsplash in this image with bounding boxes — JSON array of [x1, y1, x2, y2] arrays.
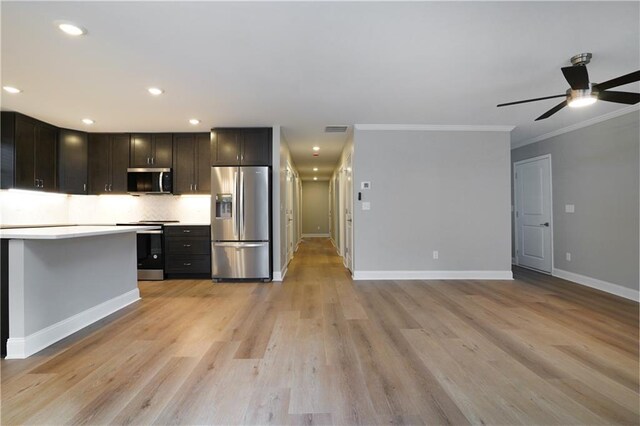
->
[[0, 190, 210, 226]]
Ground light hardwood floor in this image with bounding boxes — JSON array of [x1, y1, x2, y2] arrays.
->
[[1, 238, 638, 425]]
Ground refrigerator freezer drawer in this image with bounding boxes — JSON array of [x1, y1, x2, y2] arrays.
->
[[212, 242, 269, 279]]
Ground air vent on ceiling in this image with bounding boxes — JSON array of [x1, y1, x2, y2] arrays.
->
[[325, 125, 348, 133]]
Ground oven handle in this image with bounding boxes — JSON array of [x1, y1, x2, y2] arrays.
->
[[138, 230, 163, 235]]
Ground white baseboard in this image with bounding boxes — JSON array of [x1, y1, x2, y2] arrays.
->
[[272, 266, 288, 282], [552, 268, 639, 302], [352, 270, 513, 281], [302, 233, 330, 238], [6, 289, 140, 359]]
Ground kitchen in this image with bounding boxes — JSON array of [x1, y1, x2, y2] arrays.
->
[[1, 117, 276, 358]]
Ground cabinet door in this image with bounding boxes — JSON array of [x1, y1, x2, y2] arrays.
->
[[110, 134, 130, 193], [212, 129, 240, 165], [130, 134, 152, 167], [173, 134, 195, 194], [88, 134, 111, 194], [152, 134, 173, 167], [14, 114, 37, 190], [195, 133, 211, 193], [241, 128, 271, 166], [35, 123, 57, 192], [58, 129, 88, 194]]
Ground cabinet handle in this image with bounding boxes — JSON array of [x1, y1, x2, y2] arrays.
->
[[83, 183, 87, 192], [236, 155, 239, 161], [151, 157, 154, 165], [35, 179, 39, 188], [183, 244, 191, 247], [105, 184, 108, 192], [183, 263, 192, 266], [190, 184, 193, 191], [183, 230, 191, 233], [194, 184, 197, 191], [241, 155, 244, 161], [109, 184, 113, 192]]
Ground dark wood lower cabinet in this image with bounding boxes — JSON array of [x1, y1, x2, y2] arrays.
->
[[164, 226, 211, 277]]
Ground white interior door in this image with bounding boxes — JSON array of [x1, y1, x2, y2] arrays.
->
[[345, 156, 353, 271], [515, 155, 552, 273], [286, 166, 294, 263]]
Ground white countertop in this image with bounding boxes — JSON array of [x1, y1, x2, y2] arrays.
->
[[0, 225, 160, 240]]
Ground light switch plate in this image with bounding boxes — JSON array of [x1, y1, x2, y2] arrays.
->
[[566, 252, 571, 261], [565, 204, 575, 213], [361, 181, 371, 190], [362, 201, 371, 211]]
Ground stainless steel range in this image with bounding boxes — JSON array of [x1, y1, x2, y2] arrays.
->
[[117, 220, 179, 280]]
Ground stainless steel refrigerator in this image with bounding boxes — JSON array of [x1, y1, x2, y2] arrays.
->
[[211, 166, 270, 280]]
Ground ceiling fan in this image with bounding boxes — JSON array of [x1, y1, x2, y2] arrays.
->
[[497, 53, 640, 121]]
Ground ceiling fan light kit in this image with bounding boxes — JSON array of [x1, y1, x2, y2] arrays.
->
[[497, 53, 640, 120]]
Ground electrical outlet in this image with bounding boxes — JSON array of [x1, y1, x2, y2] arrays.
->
[[566, 252, 571, 261], [433, 250, 439, 260], [565, 204, 575, 213], [362, 202, 370, 211]]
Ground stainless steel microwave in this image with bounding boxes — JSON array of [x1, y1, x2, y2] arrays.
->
[[127, 168, 172, 194]]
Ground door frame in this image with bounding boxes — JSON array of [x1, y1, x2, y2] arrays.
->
[[513, 154, 554, 274]]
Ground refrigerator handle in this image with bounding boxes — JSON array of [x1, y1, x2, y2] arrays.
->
[[233, 171, 239, 239], [240, 170, 245, 239]]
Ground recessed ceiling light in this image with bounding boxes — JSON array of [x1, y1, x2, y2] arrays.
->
[[312, 146, 320, 151], [3, 86, 21, 94], [313, 167, 318, 171], [58, 23, 86, 36], [313, 177, 318, 181], [148, 87, 164, 96], [189, 119, 200, 125], [82, 118, 94, 125]]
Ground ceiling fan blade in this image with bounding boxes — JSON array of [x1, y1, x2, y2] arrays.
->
[[598, 90, 640, 105], [594, 71, 640, 91], [497, 94, 565, 107], [535, 100, 568, 121], [561, 66, 590, 90]]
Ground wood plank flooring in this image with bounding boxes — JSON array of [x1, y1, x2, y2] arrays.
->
[[1, 238, 638, 425]]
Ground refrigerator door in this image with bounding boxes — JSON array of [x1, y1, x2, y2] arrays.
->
[[239, 166, 269, 241], [212, 242, 270, 279], [211, 167, 238, 241]]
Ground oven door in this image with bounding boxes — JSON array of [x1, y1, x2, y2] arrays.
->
[[137, 230, 164, 280]]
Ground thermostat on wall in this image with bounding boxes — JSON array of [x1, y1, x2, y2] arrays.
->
[[361, 181, 371, 190]]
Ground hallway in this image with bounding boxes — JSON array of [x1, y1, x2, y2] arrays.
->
[[1, 238, 638, 425]]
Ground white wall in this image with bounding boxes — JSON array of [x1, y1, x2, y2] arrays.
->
[[512, 110, 639, 298], [0, 191, 210, 226], [301, 181, 330, 235], [352, 127, 512, 279]]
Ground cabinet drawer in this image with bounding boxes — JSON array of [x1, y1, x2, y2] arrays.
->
[[165, 238, 210, 255], [165, 255, 210, 274], [164, 226, 210, 238]]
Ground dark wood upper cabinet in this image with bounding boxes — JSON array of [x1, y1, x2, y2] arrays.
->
[[88, 133, 130, 194], [211, 129, 241, 165], [195, 133, 211, 193], [241, 128, 272, 166], [1, 112, 57, 191], [58, 128, 88, 194], [130, 133, 173, 167], [211, 128, 271, 166], [110, 134, 130, 193], [173, 134, 196, 194], [173, 133, 211, 194]]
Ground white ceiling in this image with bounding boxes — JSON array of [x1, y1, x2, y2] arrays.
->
[[1, 2, 639, 179]]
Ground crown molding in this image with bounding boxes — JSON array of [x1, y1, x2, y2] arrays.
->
[[354, 124, 515, 132], [511, 104, 640, 150]]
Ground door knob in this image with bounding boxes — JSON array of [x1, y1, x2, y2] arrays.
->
[[540, 222, 550, 227]]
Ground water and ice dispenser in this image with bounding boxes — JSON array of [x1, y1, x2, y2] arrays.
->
[[215, 194, 233, 219]]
